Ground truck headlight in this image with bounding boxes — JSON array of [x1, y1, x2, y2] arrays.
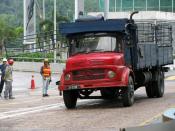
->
[[107, 71, 116, 79], [65, 74, 71, 81]]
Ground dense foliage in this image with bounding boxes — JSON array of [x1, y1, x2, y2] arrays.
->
[[1, 0, 175, 58], [0, 0, 99, 57], [0, 0, 100, 25]]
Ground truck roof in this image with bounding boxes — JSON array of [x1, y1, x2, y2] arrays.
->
[[59, 19, 129, 37]]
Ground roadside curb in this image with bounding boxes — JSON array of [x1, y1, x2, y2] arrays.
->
[[12, 62, 65, 74], [140, 107, 175, 126]]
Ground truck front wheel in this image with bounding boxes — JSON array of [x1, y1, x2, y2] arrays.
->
[[63, 90, 78, 109], [122, 76, 134, 107]]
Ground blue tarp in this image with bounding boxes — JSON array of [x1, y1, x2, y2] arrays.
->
[[59, 19, 128, 36]]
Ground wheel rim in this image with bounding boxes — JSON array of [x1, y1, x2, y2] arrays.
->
[[129, 80, 134, 103], [159, 72, 164, 94]]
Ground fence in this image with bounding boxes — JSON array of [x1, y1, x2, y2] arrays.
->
[[0, 57, 66, 63]]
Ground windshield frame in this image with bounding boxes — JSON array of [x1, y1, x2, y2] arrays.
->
[[68, 32, 124, 56]]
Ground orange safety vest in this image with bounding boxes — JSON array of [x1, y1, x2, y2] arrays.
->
[[42, 66, 51, 77]]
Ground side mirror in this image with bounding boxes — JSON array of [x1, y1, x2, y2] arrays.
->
[[56, 81, 60, 85]]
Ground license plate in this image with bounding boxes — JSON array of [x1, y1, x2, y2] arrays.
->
[[68, 85, 79, 90]]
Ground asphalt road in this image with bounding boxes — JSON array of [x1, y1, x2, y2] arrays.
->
[[0, 71, 175, 131]]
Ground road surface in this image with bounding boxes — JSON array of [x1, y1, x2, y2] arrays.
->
[[0, 71, 175, 131]]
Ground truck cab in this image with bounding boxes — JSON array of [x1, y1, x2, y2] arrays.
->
[[58, 12, 173, 109]]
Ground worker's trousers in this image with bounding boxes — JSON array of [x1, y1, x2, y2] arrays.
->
[[42, 77, 50, 95], [4, 81, 13, 98]]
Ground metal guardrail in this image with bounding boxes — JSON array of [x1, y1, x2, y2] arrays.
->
[[0, 53, 174, 63], [0, 57, 66, 63]]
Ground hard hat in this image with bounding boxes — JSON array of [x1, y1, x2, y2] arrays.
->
[[44, 58, 49, 62], [8, 59, 14, 65], [2, 58, 7, 62]]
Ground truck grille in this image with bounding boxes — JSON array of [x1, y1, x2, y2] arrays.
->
[[72, 69, 105, 81]]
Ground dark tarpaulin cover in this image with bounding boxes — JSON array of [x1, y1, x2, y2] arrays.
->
[[59, 19, 128, 36]]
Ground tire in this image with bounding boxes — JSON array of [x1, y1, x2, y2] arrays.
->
[[100, 88, 117, 99], [154, 71, 164, 97], [122, 76, 134, 107], [63, 90, 78, 109], [145, 71, 164, 98], [145, 82, 155, 98]]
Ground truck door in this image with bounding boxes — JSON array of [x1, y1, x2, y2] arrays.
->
[[124, 25, 138, 69]]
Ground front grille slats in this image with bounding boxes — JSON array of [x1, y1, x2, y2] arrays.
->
[[72, 69, 105, 81]]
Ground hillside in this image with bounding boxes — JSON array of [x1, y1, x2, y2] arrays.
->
[[0, 0, 99, 27]]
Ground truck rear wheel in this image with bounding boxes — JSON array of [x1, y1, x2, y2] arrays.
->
[[145, 82, 155, 98], [122, 76, 134, 107], [154, 71, 164, 97], [145, 71, 164, 98], [63, 90, 78, 109]]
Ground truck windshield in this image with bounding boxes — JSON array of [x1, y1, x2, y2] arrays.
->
[[69, 34, 123, 56]]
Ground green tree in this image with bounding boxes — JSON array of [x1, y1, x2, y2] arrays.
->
[[38, 14, 69, 48], [0, 18, 23, 56]]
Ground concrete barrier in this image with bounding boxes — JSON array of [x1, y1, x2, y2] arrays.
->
[[13, 62, 65, 74], [162, 108, 175, 122], [11, 59, 175, 73], [121, 120, 175, 131]]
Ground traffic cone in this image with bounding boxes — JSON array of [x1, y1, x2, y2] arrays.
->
[[31, 75, 35, 89]]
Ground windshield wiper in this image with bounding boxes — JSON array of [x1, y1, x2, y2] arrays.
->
[[72, 51, 87, 56], [72, 49, 105, 56], [90, 49, 104, 52]]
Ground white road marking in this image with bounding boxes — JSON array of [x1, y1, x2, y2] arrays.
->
[[0, 103, 64, 120], [0, 96, 61, 106], [0, 104, 59, 114], [0, 100, 90, 120]]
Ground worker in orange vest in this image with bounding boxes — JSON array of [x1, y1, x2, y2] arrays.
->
[[40, 58, 51, 97]]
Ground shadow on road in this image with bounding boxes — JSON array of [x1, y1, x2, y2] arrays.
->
[[75, 94, 149, 110]]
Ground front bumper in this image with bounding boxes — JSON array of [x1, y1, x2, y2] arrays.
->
[[60, 79, 127, 91], [59, 66, 130, 91]]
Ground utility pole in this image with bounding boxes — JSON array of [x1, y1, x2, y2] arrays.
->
[[120, 0, 123, 11], [23, 0, 26, 45], [115, 0, 116, 12], [133, 0, 135, 11], [43, 0, 46, 52], [33, 1, 36, 52], [75, 0, 78, 19], [104, 0, 109, 20], [75, 0, 84, 20], [54, 0, 57, 63], [172, 0, 174, 13], [43, 0, 45, 20]]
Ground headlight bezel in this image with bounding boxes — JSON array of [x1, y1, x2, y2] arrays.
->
[[65, 73, 71, 81], [107, 70, 116, 79]]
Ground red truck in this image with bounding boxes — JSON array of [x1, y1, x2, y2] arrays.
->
[[57, 12, 173, 109]]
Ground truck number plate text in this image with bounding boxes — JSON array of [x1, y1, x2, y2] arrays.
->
[[68, 85, 79, 90]]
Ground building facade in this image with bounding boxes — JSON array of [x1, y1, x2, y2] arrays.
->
[[99, 0, 175, 13], [97, 0, 175, 54]]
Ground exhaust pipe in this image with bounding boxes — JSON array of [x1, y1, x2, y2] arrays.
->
[[130, 11, 139, 21]]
